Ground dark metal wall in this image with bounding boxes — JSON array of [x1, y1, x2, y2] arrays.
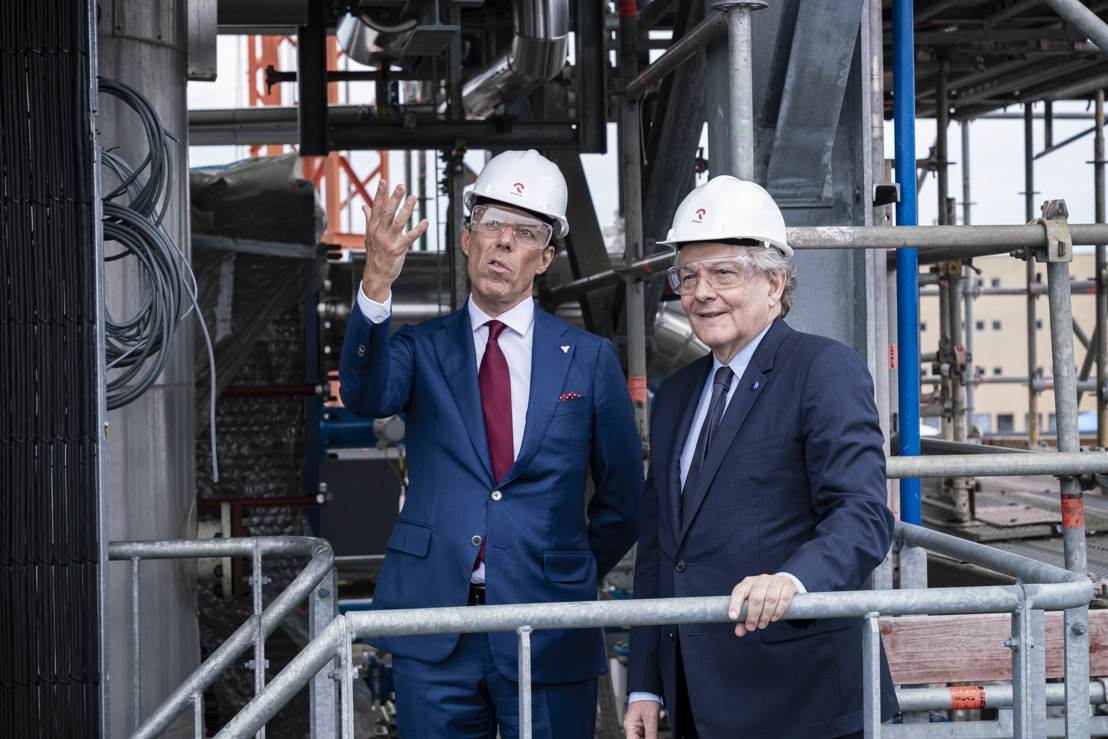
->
[[0, 1, 101, 736]]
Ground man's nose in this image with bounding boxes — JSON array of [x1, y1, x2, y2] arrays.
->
[[692, 275, 717, 300], [495, 225, 517, 248]]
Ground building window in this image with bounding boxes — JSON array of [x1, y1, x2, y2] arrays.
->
[[975, 320, 985, 331], [1025, 413, 1043, 432], [1048, 414, 1057, 432], [976, 278, 984, 288], [974, 414, 992, 433], [991, 278, 1001, 287], [976, 366, 986, 375], [992, 320, 1002, 331], [920, 321, 927, 332], [997, 414, 1015, 433], [993, 367, 1002, 376], [1036, 319, 1043, 330]]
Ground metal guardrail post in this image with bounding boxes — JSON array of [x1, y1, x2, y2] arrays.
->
[[518, 626, 534, 739], [132, 557, 142, 733], [310, 568, 339, 738], [194, 694, 203, 739], [251, 542, 266, 739], [340, 629, 355, 739], [863, 612, 881, 739], [1009, 588, 1032, 738]]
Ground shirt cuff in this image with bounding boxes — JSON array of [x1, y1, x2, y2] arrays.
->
[[357, 283, 391, 324], [775, 571, 807, 593], [628, 691, 663, 706]]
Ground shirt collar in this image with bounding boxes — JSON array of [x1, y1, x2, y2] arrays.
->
[[712, 320, 774, 383], [468, 296, 535, 337]]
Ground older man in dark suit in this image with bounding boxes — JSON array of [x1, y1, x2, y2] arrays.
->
[[624, 176, 899, 739]]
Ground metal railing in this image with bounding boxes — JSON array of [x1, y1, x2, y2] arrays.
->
[[207, 521, 1093, 739], [108, 536, 337, 739]]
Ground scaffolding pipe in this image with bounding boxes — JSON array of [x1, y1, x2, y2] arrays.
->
[[921, 280, 1096, 296], [896, 682, 1107, 712], [1096, 90, 1107, 447], [1026, 105, 1041, 444], [548, 223, 1108, 304], [893, 0, 921, 525], [885, 450, 1108, 479], [720, 2, 762, 180], [1044, 227, 1093, 733], [1043, 0, 1108, 53], [620, 0, 649, 444], [622, 11, 726, 100]]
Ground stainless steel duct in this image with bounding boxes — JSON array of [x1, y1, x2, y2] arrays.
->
[[462, 0, 569, 119]]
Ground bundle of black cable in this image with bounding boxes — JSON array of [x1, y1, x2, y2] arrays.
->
[[98, 77, 186, 410]]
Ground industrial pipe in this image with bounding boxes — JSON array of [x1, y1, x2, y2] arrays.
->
[[623, 11, 727, 100], [461, 0, 569, 119]]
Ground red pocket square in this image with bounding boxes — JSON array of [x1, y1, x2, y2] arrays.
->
[[558, 392, 583, 402]]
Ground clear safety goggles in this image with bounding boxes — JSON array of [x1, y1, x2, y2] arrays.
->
[[667, 254, 755, 295], [469, 204, 553, 249]]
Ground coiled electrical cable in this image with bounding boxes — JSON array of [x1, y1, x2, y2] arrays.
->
[[98, 77, 219, 480]]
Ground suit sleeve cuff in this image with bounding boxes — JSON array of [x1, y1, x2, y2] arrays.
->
[[776, 571, 806, 593], [628, 691, 663, 706], [357, 284, 391, 324]]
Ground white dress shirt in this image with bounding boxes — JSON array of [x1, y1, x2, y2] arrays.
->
[[358, 285, 536, 583], [629, 321, 805, 708]]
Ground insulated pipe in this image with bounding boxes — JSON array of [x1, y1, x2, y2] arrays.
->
[[893, 0, 921, 526], [461, 0, 569, 119]]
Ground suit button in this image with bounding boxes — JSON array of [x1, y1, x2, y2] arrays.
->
[[674, 560, 687, 572], [471, 535, 483, 547], [491, 490, 502, 501], [357, 344, 366, 357]]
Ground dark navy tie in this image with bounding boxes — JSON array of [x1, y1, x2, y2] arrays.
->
[[683, 365, 733, 496]]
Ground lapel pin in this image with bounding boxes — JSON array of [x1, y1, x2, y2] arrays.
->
[[750, 381, 759, 390], [561, 345, 569, 353]]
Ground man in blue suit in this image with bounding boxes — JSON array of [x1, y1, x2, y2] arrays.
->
[[339, 150, 643, 739], [624, 177, 898, 738]]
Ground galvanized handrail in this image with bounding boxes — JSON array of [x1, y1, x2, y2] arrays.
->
[[108, 536, 337, 739], [213, 522, 1093, 739]]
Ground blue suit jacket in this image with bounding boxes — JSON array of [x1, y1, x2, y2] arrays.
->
[[628, 318, 898, 738], [339, 299, 643, 683]]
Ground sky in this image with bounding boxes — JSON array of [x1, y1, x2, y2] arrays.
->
[[187, 36, 1108, 248]]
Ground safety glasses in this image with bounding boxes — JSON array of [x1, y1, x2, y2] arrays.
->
[[469, 204, 553, 249], [667, 255, 755, 295]]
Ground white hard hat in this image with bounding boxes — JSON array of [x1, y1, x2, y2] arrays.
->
[[462, 150, 570, 239], [660, 176, 792, 259]]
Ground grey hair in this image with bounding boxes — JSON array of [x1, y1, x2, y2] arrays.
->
[[744, 244, 797, 318]]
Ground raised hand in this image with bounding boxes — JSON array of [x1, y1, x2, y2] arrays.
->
[[360, 179, 430, 302]]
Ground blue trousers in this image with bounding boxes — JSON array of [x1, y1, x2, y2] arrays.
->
[[392, 631, 598, 739]]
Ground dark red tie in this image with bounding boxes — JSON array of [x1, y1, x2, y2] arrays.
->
[[478, 320, 513, 563]]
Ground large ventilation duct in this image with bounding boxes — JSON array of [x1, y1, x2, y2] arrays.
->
[[462, 0, 569, 119]]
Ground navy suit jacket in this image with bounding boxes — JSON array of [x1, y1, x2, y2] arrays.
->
[[339, 299, 642, 684], [628, 318, 898, 738]]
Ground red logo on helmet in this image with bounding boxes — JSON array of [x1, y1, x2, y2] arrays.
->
[[695, 208, 706, 221], [513, 182, 525, 194]]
